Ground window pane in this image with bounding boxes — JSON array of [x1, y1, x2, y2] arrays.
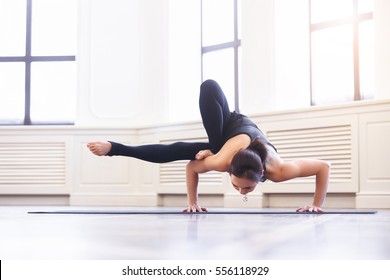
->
[[31, 0, 78, 55], [358, 0, 373, 13], [311, 0, 353, 24], [0, 0, 26, 56], [203, 48, 235, 108], [311, 25, 354, 105], [30, 62, 76, 123], [237, 0, 242, 40], [0, 63, 25, 124], [359, 20, 374, 100], [202, 0, 234, 46]]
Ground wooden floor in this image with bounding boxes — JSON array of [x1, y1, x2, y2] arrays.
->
[[1, 206, 389, 260]]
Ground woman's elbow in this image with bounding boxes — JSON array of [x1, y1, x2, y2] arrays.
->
[[319, 160, 331, 176], [322, 160, 331, 170], [186, 160, 195, 172]]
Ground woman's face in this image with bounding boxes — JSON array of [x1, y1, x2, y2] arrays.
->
[[230, 174, 257, 194]]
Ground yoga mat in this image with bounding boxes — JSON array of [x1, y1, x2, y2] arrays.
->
[[28, 210, 378, 215]]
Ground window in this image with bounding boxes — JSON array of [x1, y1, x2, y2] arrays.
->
[[0, 0, 77, 125], [310, 0, 374, 105], [201, 0, 241, 112]]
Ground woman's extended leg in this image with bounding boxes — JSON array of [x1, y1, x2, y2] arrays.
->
[[88, 79, 230, 163], [199, 79, 232, 153], [87, 141, 211, 163]]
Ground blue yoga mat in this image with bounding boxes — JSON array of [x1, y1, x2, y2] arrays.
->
[[28, 210, 378, 215]]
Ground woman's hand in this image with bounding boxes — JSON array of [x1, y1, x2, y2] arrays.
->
[[296, 205, 324, 213], [182, 204, 208, 213], [195, 150, 214, 160]]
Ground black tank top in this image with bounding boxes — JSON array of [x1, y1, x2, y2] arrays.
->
[[223, 111, 277, 152]]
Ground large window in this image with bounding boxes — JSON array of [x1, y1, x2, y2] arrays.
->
[[0, 0, 77, 125], [310, 0, 374, 105], [201, 0, 241, 112]]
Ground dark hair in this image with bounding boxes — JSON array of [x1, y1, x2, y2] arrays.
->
[[228, 137, 268, 183]]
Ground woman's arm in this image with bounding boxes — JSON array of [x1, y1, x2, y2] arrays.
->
[[184, 134, 251, 212], [185, 160, 208, 212], [269, 159, 331, 212], [184, 154, 231, 212]]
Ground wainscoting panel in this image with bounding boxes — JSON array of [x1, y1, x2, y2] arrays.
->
[[357, 111, 390, 208], [259, 115, 359, 193], [0, 136, 71, 194], [70, 134, 143, 206]]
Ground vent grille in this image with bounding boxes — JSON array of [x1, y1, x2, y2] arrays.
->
[[159, 138, 223, 185], [267, 125, 352, 183], [0, 142, 66, 186], [160, 160, 223, 184]]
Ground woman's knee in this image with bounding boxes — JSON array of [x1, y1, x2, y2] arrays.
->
[[199, 79, 222, 102], [200, 79, 220, 94]]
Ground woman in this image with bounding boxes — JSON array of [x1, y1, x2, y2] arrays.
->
[[88, 80, 330, 213]]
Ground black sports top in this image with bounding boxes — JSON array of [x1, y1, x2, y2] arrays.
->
[[224, 112, 276, 151]]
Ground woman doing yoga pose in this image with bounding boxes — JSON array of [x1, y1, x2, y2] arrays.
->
[[87, 80, 330, 213]]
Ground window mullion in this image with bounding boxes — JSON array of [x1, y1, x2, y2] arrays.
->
[[233, 0, 239, 113], [353, 0, 360, 101], [202, 41, 240, 53], [24, 0, 33, 125]]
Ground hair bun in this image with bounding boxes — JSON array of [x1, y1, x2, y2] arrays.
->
[[229, 149, 263, 183], [248, 137, 268, 161]]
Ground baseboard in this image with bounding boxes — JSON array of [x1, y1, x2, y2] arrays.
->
[[0, 195, 70, 205], [266, 193, 357, 209], [356, 193, 390, 209], [69, 193, 160, 206]]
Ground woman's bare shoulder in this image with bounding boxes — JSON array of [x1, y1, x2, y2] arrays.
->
[[213, 134, 251, 167], [223, 134, 252, 152]]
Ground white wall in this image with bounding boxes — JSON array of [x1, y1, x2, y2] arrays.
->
[[77, 0, 169, 127], [273, 0, 311, 110], [241, 0, 311, 115], [240, 0, 311, 115], [374, 0, 390, 100], [76, 0, 202, 126], [240, 0, 275, 115], [167, 0, 202, 122]]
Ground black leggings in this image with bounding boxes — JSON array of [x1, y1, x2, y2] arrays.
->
[[107, 80, 232, 163]]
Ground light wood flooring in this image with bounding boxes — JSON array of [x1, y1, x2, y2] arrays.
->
[[1, 206, 389, 260]]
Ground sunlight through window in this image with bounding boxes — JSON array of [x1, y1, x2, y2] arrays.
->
[[0, 0, 77, 125], [310, 0, 374, 105], [201, 0, 241, 112]]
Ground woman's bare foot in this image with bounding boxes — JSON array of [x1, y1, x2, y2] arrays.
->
[[87, 141, 112, 156]]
